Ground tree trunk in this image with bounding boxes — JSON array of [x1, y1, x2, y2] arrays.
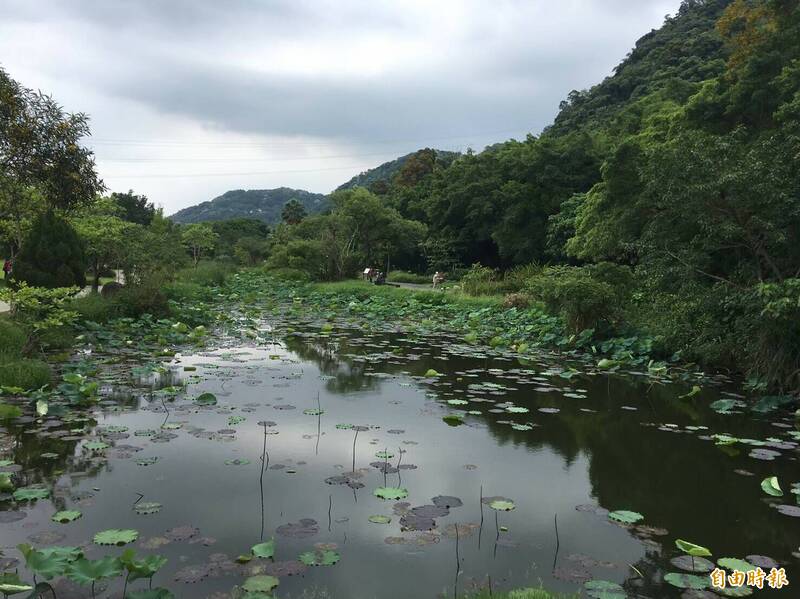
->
[[92, 258, 100, 293]]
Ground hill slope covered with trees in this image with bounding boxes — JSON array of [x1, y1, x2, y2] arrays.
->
[[169, 188, 328, 225], [269, 0, 800, 391]]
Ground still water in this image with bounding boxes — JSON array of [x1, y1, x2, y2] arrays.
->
[[1, 317, 797, 598]]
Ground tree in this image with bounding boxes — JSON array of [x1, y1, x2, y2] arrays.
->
[[0, 67, 103, 213], [73, 198, 139, 291], [111, 190, 155, 225], [126, 211, 188, 285], [181, 223, 218, 266], [211, 218, 269, 257], [234, 236, 268, 266], [13, 211, 87, 288], [281, 198, 307, 225], [0, 183, 45, 258]]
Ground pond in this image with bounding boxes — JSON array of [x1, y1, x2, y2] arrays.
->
[[1, 311, 798, 598]]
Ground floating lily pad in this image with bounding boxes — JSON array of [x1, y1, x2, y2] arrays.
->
[[424, 369, 441, 377], [664, 572, 709, 589], [374, 487, 409, 500], [242, 574, 280, 593], [299, 549, 340, 566], [303, 408, 324, 415], [225, 458, 251, 466], [276, 519, 319, 539], [251, 539, 275, 559], [608, 510, 644, 524], [136, 457, 159, 466], [774, 504, 800, 517], [263, 560, 307, 577], [489, 499, 515, 511], [13, 486, 50, 501], [505, 406, 529, 413], [93, 529, 139, 546], [669, 555, 715, 573], [52, 510, 82, 523], [165, 525, 200, 541], [84, 441, 109, 452], [375, 450, 394, 460], [134, 502, 162, 515], [194, 393, 217, 406], [432, 495, 463, 508], [584, 579, 626, 599], [368, 515, 391, 524], [717, 557, 756, 573]]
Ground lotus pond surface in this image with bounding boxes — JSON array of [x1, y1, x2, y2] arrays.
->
[[1, 313, 798, 598]]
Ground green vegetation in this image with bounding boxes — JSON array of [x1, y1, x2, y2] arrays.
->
[[387, 270, 431, 284], [337, 148, 459, 193], [0, 358, 51, 389]]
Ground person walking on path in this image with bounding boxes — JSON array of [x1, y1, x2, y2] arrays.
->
[[2, 258, 11, 280]]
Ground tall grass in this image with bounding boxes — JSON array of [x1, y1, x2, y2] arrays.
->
[[0, 318, 27, 357], [0, 359, 52, 389]]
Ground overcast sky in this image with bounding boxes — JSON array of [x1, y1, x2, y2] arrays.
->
[[0, 0, 680, 214]]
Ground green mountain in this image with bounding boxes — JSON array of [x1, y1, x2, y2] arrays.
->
[[336, 149, 460, 192], [170, 188, 328, 225]]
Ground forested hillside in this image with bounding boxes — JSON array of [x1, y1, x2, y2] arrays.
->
[[269, 0, 800, 391], [170, 188, 328, 224], [336, 149, 460, 193]]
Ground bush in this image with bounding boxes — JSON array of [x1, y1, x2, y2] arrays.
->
[[0, 359, 52, 390], [266, 239, 328, 280], [461, 263, 498, 295], [13, 211, 87, 288], [387, 271, 430, 284], [527, 264, 631, 333], [163, 281, 209, 303], [112, 283, 170, 318], [502, 292, 532, 309], [0, 319, 27, 358], [69, 294, 116, 324], [175, 261, 231, 287], [37, 326, 75, 350]]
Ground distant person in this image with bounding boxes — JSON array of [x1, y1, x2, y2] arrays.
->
[[374, 270, 386, 285], [432, 271, 445, 289], [3, 259, 11, 280], [363, 267, 377, 282]]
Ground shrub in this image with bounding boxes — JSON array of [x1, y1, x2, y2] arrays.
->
[[0, 319, 26, 358], [69, 294, 116, 324], [460, 263, 498, 295], [37, 326, 75, 350], [163, 281, 209, 303], [527, 264, 631, 333], [0, 359, 52, 390], [13, 211, 87, 288], [175, 261, 231, 287], [266, 239, 327, 280], [112, 283, 170, 318], [502, 292, 532, 309]]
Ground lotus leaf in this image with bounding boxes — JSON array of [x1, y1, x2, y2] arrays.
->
[[93, 528, 139, 546]]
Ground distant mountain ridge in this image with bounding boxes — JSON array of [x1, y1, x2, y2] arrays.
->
[[170, 187, 328, 224]]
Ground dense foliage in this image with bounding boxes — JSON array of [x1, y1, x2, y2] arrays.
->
[[13, 212, 87, 288]]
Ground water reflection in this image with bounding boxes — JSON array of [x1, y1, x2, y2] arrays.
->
[[0, 321, 797, 598]]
